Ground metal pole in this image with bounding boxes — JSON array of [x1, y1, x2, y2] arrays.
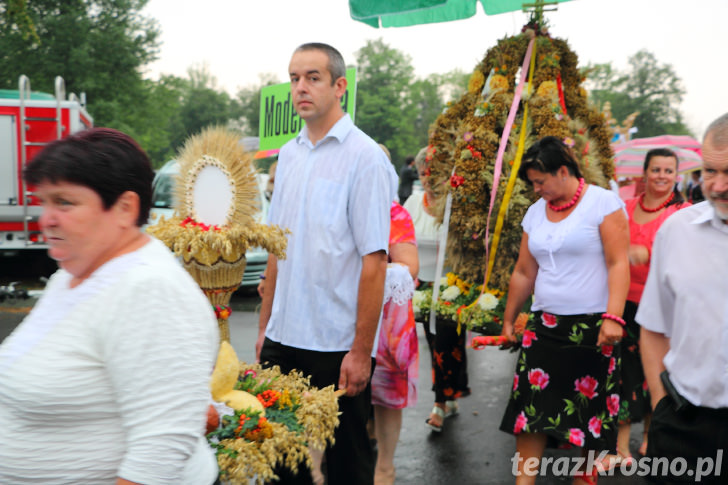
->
[[55, 76, 65, 139], [18, 75, 31, 246]]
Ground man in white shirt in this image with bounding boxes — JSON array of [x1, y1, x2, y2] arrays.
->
[[256, 43, 395, 485], [638, 113, 728, 484]]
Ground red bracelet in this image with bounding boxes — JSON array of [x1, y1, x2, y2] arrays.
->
[[601, 313, 626, 326]]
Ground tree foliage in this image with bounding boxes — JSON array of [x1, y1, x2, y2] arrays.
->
[[0, 0, 163, 155], [354, 38, 467, 169], [0, 1, 244, 167], [584, 50, 692, 137], [354, 38, 418, 166], [235, 73, 280, 137]]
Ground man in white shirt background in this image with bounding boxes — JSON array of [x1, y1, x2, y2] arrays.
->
[[639, 112, 728, 484]]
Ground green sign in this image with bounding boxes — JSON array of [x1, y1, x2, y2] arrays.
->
[[258, 67, 357, 154]]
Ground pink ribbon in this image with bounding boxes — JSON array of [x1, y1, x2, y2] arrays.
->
[[483, 37, 535, 279]]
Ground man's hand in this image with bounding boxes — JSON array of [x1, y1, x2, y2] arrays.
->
[[255, 330, 266, 363], [338, 349, 372, 397]]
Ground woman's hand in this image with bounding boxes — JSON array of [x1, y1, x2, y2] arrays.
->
[[500, 319, 518, 346], [597, 319, 624, 347], [628, 244, 649, 265]]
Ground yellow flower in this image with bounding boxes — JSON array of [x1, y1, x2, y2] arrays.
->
[[489, 74, 509, 93], [468, 70, 485, 94], [446, 272, 458, 287], [455, 277, 472, 294], [536, 80, 559, 100]]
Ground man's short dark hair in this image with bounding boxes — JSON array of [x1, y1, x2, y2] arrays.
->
[[295, 42, 346, 85], [24, 127, 154, 226]]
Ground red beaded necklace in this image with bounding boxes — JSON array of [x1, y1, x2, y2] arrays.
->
[[638, 192, 674, 213], [547, 178, 585, 212]]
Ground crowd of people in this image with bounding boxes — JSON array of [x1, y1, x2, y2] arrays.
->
[[0, 41, 725, 485]]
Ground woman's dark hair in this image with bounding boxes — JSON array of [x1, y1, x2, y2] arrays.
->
[[518, 136, 583, 183], [23, 128, 154, 226], [643, 147, 685, 207]]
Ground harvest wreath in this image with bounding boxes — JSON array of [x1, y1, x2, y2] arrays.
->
[[424, 20, 616, 291], [146, 127, 289, 340]]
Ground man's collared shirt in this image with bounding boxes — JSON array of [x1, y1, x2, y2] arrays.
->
[[637, 201, 728, 408], [266, 114, 397, 352]]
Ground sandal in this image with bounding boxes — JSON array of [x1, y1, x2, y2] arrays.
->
[[616, 451, 635, 467], [444, 400, 459, 418], [594, 452, 632, 474], [425, 406, 445, 432]]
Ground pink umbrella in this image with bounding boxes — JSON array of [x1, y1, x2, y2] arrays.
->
[[612, 143, 703, 178], [623, 135, 701, 151]]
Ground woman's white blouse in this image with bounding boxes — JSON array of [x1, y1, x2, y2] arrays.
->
[[524, 185, 625, 315], [0, 238, 219, 484]]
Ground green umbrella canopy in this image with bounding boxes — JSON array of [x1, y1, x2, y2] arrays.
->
[[350, 0, 572, 27]]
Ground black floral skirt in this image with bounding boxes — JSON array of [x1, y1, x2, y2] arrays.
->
[[500, 311, 621, 451], [422, 317, 470, 403], [618, 300, 650, 423]]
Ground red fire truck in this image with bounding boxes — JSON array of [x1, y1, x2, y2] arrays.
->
[[0, 75, 93, 253]]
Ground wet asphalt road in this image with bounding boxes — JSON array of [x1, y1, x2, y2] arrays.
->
[[1, 289, 650, 484]]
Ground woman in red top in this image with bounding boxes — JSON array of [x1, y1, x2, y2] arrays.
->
[[617, 148, 690, 462]]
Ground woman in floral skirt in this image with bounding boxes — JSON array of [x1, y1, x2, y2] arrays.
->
[[499, 137, 630, 485]]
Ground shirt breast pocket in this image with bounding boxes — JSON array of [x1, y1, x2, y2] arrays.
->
[[309, 178, 347, 247]]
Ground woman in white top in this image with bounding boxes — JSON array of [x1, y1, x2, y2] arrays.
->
[[498, 136, 629, 485], [404, 147, 470, 434], [0, 128, 219, 485]]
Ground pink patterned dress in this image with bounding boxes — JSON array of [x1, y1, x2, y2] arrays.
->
[[371, 202, 419, 409]]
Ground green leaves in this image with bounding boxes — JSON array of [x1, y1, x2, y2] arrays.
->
[[355, 38, 467, 168], [568, 324, 584, 345], [584, 50, 692, 137], [563, 398, 576, 416]]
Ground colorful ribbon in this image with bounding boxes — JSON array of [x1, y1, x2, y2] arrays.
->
[[484, 39, 538, 286], [556, 73, 568, 117]]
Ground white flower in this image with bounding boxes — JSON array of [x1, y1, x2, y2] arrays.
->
[[439, 277, 449, 287], [412, 291, 426, 315], [477, 292, 499, 311], [441, 286, 461, 301]]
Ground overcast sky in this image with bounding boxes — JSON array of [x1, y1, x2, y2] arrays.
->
[[141, 0, 726, 137]]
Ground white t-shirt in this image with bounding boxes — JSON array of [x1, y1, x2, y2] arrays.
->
[[524, 185, 625, 315], [0, 237, 219, 484], [403, 191, 441, 283], [637, 202, 728, 408], [266, 114, 397, 353]]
